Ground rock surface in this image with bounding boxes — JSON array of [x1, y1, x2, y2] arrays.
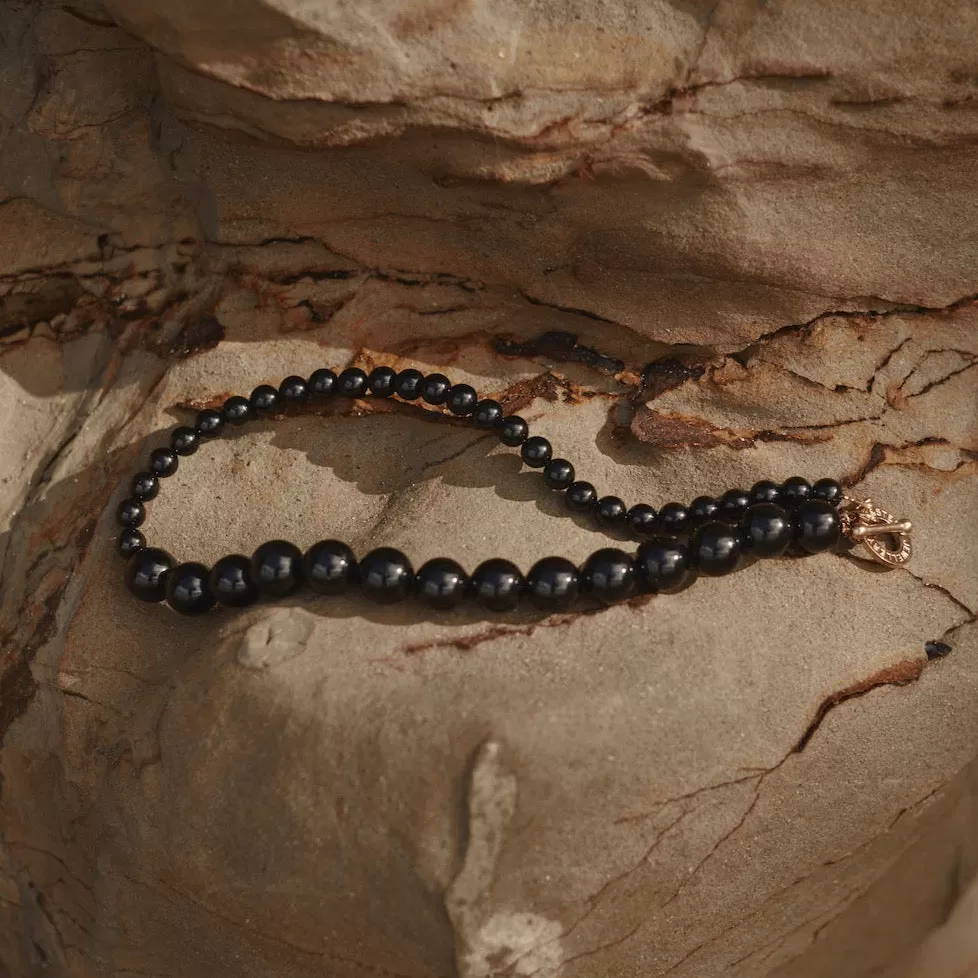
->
[[1, 1, 977, 976]]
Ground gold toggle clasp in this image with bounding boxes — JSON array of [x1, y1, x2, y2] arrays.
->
[[839, 496, 912, 568]]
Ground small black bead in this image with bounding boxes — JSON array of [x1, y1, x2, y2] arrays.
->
[[626, 503, 658, 538], [117, 497, 145, 528], [470, 558, 524, 611], [543, 458, 575, 490], [250, 384, 280, 414], [304, 540, 358, 595], [359, 547, 414, 603], [580, 548, 636, 603], [222, 395, 252, 426], [125, 547, 174, 603], [117, 527, 145, 557], [309, 368, 338, 399], [149, 446, 179, 478], [749, 480, 780, 505], [688, 496, 719, 527], [740, 503, 792, 558], [811, 478, 844, 506], [131, 471, 159, 501], [416, 557, 469, 610], [394, 368, 424, 400], [690, 521, 741, 576], [165, 562, 216, 616], [420, 373, 451, 405], [337, 367, 368, 398], [279, 375, 308, 404], [520, 436, 552, 468], [472, 399, 503, 429], [195, 408, 224, 439], [718, 488, 751, 523], [526, 556, 579, 612], [566, 480, 598, 513], [498, 416, 529, 447], [634, 537, 690, 593], [655, 502, 689, 536], [793, 500, 842, 554], [251, 540, 304, 598], [779, 476, 811, 508], [209, 554, 259, 608], [595, 495, 627, 528], [446, 383, 478, 416], [367, 366, 397, 398], [171, 425, 199, 456]]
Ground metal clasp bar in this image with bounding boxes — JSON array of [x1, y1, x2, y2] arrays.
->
[[840, 496, 913, 568]]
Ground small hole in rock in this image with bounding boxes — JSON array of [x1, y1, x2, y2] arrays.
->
[[925, 640, 952, 660]]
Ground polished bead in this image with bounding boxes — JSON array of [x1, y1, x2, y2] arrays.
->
[[337, 367, 368, 398], [472, 399, 503, 429], [171, 425, 199, 456], [359, 547, 414, 603], [304, 539, 357, 595], [634, 537, 690, 593], [195, 408, 224, 439], [520, 435, 552, 468], [125, 547, 174, 602], [793, 500, 842, 554], [367, 366, 397, 398], [740, 503, 792, 557], [117, 527, 145, 557], [420, 373, 451, 405], [309, 368, 337, 399], [130, 471, 159, 501], [596, 495, 627, 528], [626, 503, 658, 538], [209, 554, 259, 608], [222, 395, 252, 426], [497, 415, 529, 446], [811, 478, 844, 506], [470, 558, 523, 611], [446, 383, 478, 416], [416, 557, 469, 610], [749, 480, 781, 505], [566, 480, 598, 513], [688, 495, 719, 526], [580, 548, 635, 603], [149, 446, 178, 477], [250, 384, 279, 414], [655, 502, 689, 536], [394, 368, 424, 400], [718, 488, 751, 523], [779, 476, 811, 508], [251, 540, 304, 598], [543, 458, 574, 490], [526, 556, 579, 612], [165, 561, 215, 616], [117, 497, 145, 527], [690, 521, 741, 576]]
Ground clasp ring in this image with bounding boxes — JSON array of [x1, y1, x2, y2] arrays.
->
[[840, 496, 912, 568]]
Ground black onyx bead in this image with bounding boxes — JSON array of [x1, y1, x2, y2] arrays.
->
[[337, 367, 368, 398], [626, 503, 658, 538], [394, 368, 424, 400], [367, 366, 397, 398], [543, 458, 575, 490], [740, 503, 792, 558], [472, 399, 503, 430], [520, 436, 552, 468], [165, 562, 216, 616], [793, 500, 842, 554], [209, 554, 259, 608], [420, 373, 451, 405], [749, 480, 780, 505], [634, 537, 690, 593], [526, 556, 579, 612], [718, 488, 751, 523], [117, 527, 145, 557], [498, 416, 529, 447], [195, 408, 224, 439], [446, 383, 478, 416], [416, 557, 469, 610], [470, 558, 524, 612], [655, 502, 689, 536], [359, 547, 414, 603], [811, 478, 844, 506], [309, 368, 337, 399], [171, 425, 199, 456], [222, 395, 252, 426], [595, 496, 627, 528], [117, 497, 145, 528], [779, 476, 811, 508], [250, 384, 279, 414], [688, 496, 719, 527], [566, 480, 598, 513], [279, 375, 308, 404], [690, 521, 741, 576], [131, 471, 159, 502], [125, 547, 174, 603], [580, 548, 636, 604], [251, 540, 304, 598], [149, 446, 178, 478], [304, 540, 357, 595]]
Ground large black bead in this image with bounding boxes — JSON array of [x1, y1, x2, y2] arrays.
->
[[131, 471, 159, 501], [250, 384, 279, 414], [171, 426, 200, 456], [309, 368, 337, 399], [367, 366, 397, 398], [779, 476, 811, 508], [470, 558, 523, 611], [718, 488, 751, 523], [416, 557, 469, 610], [520, 436, 552, 468], [222, 395, 252, 426], [811, 478, 844, 506], [472, 399, 503, 429], [688, 496, 719, 527], [251, 540, 304, 598], [125, 547, 174, 603], [498, 416, 529, 446], [359, 547, 414, 603], [165, 562, 216, 616], [740, 503, 792, 557], [626, 503, 658, 538], [580, 548, 635, 603], [634, 538, 690, 593], [595, 496, 627, 528], [304, 540, 358, 595], [690, 521, 741, 576], [543, 458, 575, 490], [394, 368, 424, 400], [793, 500, 842, 554], [526, 556, 579, 612], [149, 446, 179, 477], [420, 373, 451, 405], [337, 367, 368, 398], [566, 480, 598, 513], [117, 497, 145, 527], [195, 408, 224, 439], [279, 375, 308, 404], [209, 554, 259, 608], [749, 480, 780, 505], [655, 502, 689, 536], [117, 527, 145, 557], [446, 383, 478, 416]]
